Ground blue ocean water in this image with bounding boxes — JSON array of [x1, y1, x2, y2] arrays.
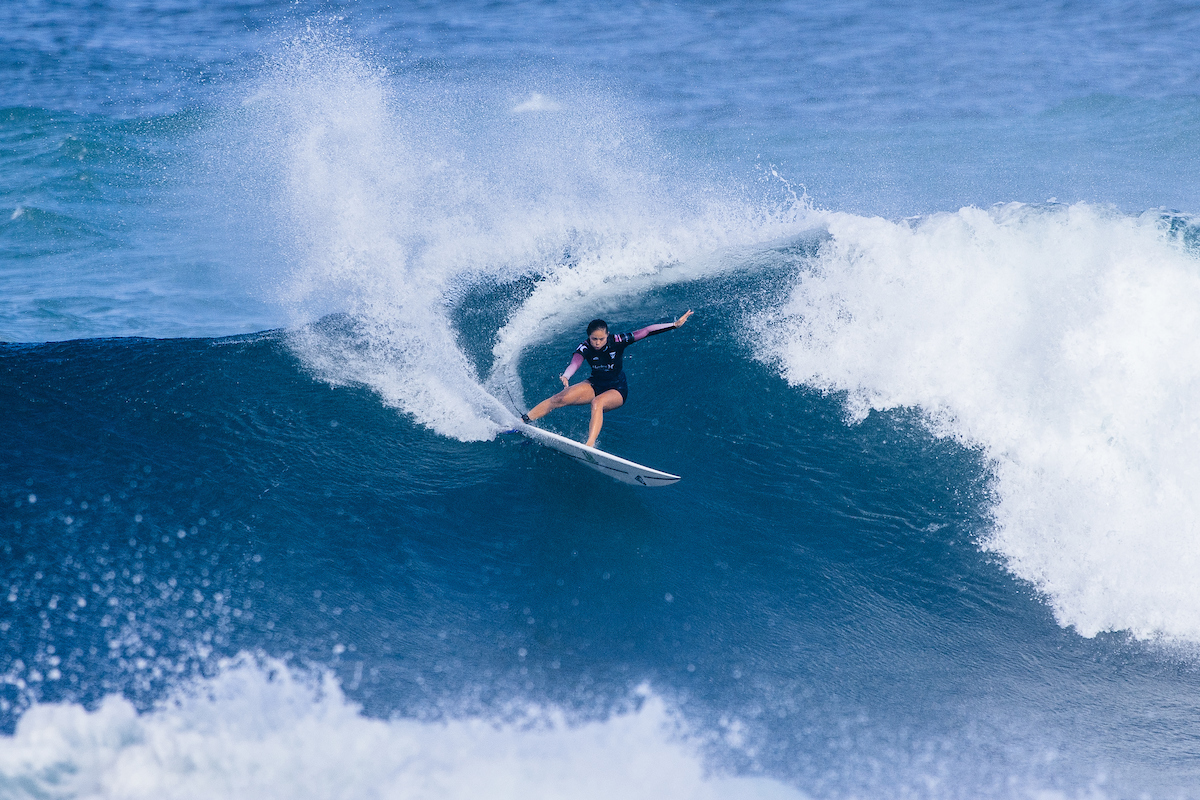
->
[[4, 1, 1200, 797]]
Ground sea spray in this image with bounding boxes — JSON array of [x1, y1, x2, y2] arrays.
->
[[212, 31, 815, 439]]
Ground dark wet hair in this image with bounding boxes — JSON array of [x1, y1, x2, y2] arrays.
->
[[586, 319, 608, 336]]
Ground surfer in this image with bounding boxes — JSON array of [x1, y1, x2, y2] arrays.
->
[[522, 310, 694, 447]]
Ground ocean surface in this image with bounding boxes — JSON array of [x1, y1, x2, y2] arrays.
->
[[3, 1, 1200, 797]]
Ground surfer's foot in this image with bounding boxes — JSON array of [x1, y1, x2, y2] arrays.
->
[[521, 413, 532, 424]]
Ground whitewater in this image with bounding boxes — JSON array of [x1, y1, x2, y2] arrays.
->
[[235, 37, 1200, 645], [4, 2, 1200, 798]]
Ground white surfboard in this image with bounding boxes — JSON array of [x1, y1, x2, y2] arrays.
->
[[516, 422, 681, 486]]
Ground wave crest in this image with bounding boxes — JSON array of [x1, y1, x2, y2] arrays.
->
[[756, 202, 1200, 642]]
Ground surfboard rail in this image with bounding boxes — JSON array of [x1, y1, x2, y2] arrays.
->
[[517, 423, 681, 486]]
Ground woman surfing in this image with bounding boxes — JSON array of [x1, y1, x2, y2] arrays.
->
[[522, 310, 693, 447]]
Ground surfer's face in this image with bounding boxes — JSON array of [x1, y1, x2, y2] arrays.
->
[[588, 329, 608, 348]]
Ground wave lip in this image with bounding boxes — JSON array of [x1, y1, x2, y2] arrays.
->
[[755, 202, 1200, 642]]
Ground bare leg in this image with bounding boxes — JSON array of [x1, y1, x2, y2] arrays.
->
[[585, 389, 625, 447], [527, 382, 596, 421]]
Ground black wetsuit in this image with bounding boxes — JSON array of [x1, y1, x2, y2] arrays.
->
[[575, 332, 634, 401], [567, 323, 677, 402]]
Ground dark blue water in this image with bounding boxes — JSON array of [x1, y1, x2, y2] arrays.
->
[[4, 2, 1200, 798]]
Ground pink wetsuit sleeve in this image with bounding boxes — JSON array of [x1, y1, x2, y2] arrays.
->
[[562, 352, 584, 379], [631, 322, 676, 341]]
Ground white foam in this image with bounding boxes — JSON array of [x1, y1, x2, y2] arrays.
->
[[0, 657, 804, 800], [224, 31, 813, 440], [221, 34, 501, 440], [755, 202, 1200, 642]]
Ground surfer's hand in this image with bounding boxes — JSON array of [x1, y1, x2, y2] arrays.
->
[[675, 310, 694, 328], [560, 374, 569, 389]]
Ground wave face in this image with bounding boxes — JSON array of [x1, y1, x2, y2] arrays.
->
[[4, 266, 1200, 796], [7, 2, 1200, 798]]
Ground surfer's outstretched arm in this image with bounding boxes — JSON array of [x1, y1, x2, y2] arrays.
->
[[523, 311, 691, 427], [631, 310, 693, 341]]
